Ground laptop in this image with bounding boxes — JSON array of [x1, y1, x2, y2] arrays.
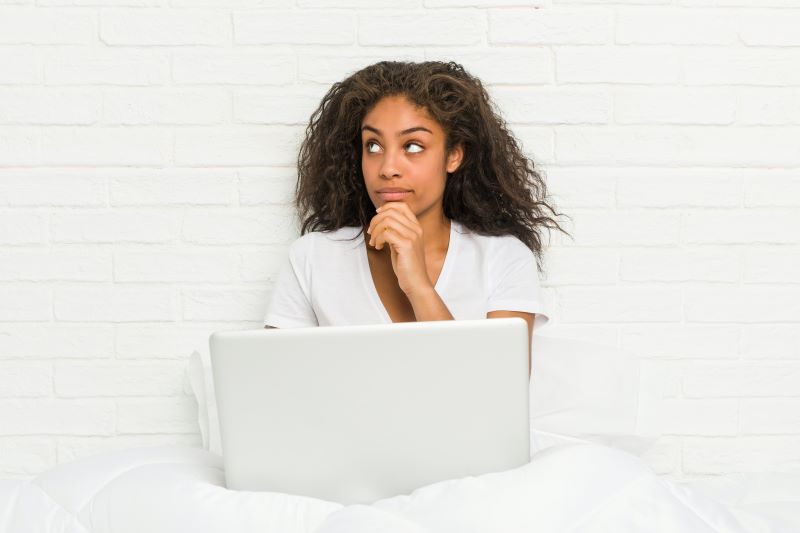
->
[[209, 317, 531, 505]]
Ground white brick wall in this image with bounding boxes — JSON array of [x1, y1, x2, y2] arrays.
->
[[0, 0, 798, 484]]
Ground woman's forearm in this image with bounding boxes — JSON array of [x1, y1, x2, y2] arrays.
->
[[406, 286, 454, 322]]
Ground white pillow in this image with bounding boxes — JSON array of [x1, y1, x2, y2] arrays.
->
[[528, 334, 660, 456], [186, 334, 660, 458]]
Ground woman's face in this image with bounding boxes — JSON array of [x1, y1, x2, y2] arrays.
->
[[360, 95, 463, 218]]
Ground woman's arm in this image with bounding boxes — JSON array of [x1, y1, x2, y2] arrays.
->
[[406, 286, 454, 322], [487, 310, 534, 379]]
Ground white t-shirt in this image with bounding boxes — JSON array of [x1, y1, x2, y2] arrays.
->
[[263, 219, 551, 331]]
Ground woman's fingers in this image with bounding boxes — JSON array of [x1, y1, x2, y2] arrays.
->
[[371, 221, 409, 250], [368, 212, 416, 249]]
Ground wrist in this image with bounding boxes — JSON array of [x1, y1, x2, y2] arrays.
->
[[404, 283, 436, 302]]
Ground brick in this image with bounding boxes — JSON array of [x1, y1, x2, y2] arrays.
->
[[54, 361, 186, 397], [109, 172, 235, 206], [617, 169, 741, 207], [539, 167, 615, 207], [0, 173, 105, 206], [685, 209, 800, 244], [557, 0, 668, 3], [744, 248, 800, 283], [640, 436, 681, 475], [181, 206, 298, 245], [171, 0, 288, 5], [561, 210, 680, 246], [0, 88, 99, 124], [0, 399, 115, 435], [489, 8, 612, 45], [297, 51, 424, 85], [102, 88, 229, 125], [0, 437, 56, 477], [116, 397, 199, 434], [0, 363, 52, 397], [684, 361, 800, 398], [172, 50, 293, 85], [741, 325, 800, 360], [181, 288, 271, 321], [0, 212, 46, 244], [620, 247, 740, 283], [621, 324, 740, 359], [114, 249, 240, 282], [0, 126, 39, 165], [616, 7, 737, 44], [234, 86, 326, 126], [428, 0, 539, 6], [738, 88, 800, 126], [115, 323, 228, 358], [744, 172, 800, 206], [680, 0, 799, 5], [0, 46, 40, 84], [0, 7, 95, 44], [0, 324, 114, 359], [506, 126, 554, 165], [490, 87, 611, 124], [238, 169, 297, 206], [56, 434, 201, 464], [540, 248, 618, 285], [558, 286, 682, 322], [40, 0, 158, 5], [556, 46, 680, 84], [358, 11, 484, 46], [741, 399, 800, 434], [556, 126, 800, 166], [639, 359, 684, 398], [50, 211, 181, 243], [234, 11, 354, 45], [0, 288, 52, 321], [174, 125, 302, 167], [57, 431, 203, 463], [686, 287, 800, 324], [54, 287, 175, 322], [685, 47, 800, 86], [100, 9, 229, 45], [428, 49, 553, 85], [45, 47, 169, 85], [41, 126, 171, 166], [659, 398, 738, 436], [683, 436, 800, 474], [614, 88, 735, 125], [0, 249, 111, 281], [740, 10, 800, 46], [241, 247, 291, 282]]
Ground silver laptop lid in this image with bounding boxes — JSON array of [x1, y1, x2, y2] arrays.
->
[[210, 317, 530, 505]]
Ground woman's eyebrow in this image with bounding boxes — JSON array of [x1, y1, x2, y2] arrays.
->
[[361, 125, 433, 136]]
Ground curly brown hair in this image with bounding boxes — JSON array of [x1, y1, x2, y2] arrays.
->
[[294, 60, 571, 275]]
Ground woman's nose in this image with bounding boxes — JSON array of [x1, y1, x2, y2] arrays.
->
[[379, 149, 402, 179]]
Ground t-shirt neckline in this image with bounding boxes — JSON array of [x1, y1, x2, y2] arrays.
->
[[358, 219, 459, 324]]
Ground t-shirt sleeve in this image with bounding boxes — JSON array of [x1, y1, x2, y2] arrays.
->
[[263, 235, 319, 329], [487, 235, 551, 331]]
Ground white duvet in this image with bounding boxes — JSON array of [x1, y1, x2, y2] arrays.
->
[[1, 443, 798, 533]]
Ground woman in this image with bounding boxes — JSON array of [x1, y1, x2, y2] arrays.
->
[[263, 60, 571, 378]]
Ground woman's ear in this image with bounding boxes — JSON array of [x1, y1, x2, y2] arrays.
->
[[446, 143, 464, 174]]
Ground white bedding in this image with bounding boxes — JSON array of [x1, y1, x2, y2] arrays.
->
[[1, 444, 798, 533]]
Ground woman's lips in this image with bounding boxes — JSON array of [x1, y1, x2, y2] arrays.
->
[[378, 191, 412, 201]]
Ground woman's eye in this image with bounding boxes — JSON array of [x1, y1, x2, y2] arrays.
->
[[363, 141, 424, 154]]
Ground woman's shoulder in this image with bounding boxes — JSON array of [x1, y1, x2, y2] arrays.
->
[[287, 225, 363, 260], [456, 222, 529, 256]]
